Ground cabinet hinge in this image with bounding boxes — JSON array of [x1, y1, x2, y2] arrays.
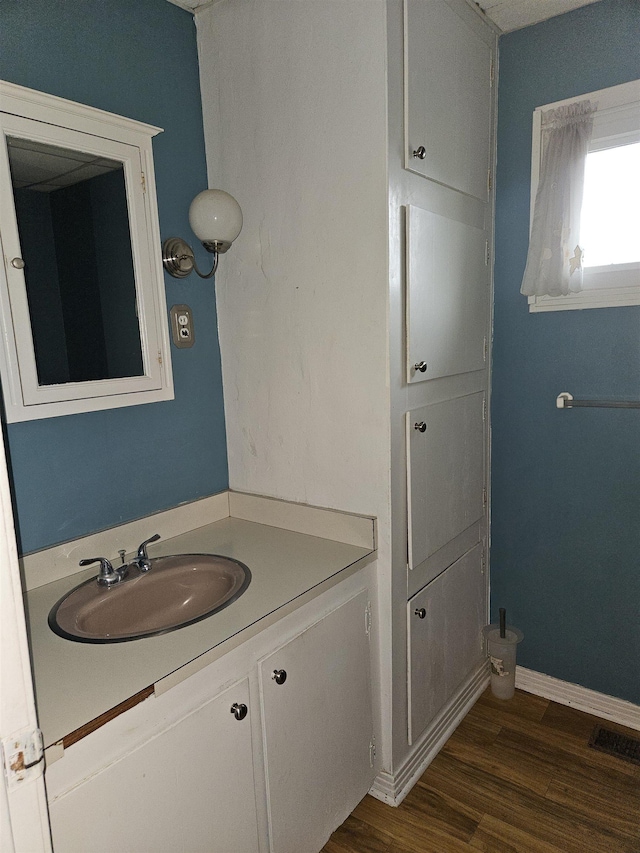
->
[[490, 56, 495, 87], [2, 728, 44, 791], [485, 239, 490, 266], [482, 397, 487, 421], [487, 168, 492, 194], [157, 350, 163, 366], [369, 736, 376, 768], [483, 337, 488, 364], [141, 172, 147, 193], [482, 487, 487, 509], [365, 601, 372, 638]]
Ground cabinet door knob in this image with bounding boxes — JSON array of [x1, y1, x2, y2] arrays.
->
[[412, 146, 426, 160], [230, 702, 248, 721], [415, 608, 426, 619], [272, 669, 287, 685], [11, 257, 25, 269], [414, 421, 427, 433], [414, 361, 427, 373]]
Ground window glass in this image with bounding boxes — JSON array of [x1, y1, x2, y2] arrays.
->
[[581, 142, 640, 268]]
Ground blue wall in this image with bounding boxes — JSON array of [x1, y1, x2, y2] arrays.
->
[[0, 0, 229, 553], [492, 0, 640, 703]]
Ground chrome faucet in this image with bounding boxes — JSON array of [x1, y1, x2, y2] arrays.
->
[[134, 534, 161, 572], [79, 533, 160, 587], [79, 556, 128, 587]]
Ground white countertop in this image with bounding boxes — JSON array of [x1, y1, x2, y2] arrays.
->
[[25, 516, 373, 747]]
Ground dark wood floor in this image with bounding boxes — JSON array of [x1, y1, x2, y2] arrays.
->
[[322, 688, 640, 853]]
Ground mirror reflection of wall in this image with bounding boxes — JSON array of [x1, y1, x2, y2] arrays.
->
[[8, 137, 144, 386]]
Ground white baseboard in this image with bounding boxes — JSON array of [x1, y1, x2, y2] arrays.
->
[[369, 661, 490, 806], [516, 666, 640, 732]]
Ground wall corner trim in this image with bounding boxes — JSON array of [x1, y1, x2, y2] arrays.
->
[[516, 666, 640, 732]]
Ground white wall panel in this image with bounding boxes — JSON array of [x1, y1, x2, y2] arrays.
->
[[196, 1, 389, 522]]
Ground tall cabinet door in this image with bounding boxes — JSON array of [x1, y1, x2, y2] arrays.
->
[[404, 0, 493, 200], [259, 590, 375, 853], [406, 204, 489, 385], [408, 543, 485, 744], [407, 391, 485, 586]]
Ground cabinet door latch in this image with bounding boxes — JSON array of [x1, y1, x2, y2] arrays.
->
[[369, 736, 376, 768]]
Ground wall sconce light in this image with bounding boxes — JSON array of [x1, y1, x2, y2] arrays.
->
[[162, 189, 243, 279]]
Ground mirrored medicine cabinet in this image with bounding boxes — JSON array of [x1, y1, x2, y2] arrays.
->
[[0, 81, 173, 422]]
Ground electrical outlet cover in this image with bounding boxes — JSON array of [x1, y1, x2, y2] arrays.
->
[[170, 304, 195, 348]]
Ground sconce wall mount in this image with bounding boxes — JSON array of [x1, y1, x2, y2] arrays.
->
[[162, 189, 242, 280]]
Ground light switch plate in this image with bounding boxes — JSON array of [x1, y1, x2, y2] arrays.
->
[[170, 304, 194, 349]]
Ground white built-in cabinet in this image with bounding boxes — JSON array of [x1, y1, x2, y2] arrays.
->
[[402, 0, 493, 745], [46, 580, 375, 853], [194, 0, 495, 794]]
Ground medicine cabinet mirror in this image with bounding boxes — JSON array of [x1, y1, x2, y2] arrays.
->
[[0, 81, 173, 421]]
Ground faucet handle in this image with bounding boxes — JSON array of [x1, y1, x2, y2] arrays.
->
[[136, 533, 160, 560], [79, 557, 123, 587], [135, 533, 160, 571]]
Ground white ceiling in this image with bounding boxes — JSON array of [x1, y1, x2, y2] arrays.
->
[[166, 0, 603, 34], [8, 138, 120, 193], [476, 0, 602, 32]]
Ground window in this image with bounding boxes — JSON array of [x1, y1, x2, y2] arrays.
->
[[527, 79, 640, 312]]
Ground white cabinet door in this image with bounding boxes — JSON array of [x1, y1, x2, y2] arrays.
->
[[48, 678, 260, 853], [404, 0, 493, 200], [407, 391, 485, 574], [406, 204, 488, 384], [408, 543, 485, 743], [259, 590, 375, 853]]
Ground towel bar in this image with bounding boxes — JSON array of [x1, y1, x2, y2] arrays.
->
[[556, 392, 640, 409]]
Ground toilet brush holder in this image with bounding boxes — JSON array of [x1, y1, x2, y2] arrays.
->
[[483, 623, 524, 700]]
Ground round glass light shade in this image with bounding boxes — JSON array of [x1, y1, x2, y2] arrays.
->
[[188, 189, 243, 251]]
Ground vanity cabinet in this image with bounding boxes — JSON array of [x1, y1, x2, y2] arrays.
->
[[46, 576, 375, 853], [259, 590, 375, 853], [47, 678, 261, 853]]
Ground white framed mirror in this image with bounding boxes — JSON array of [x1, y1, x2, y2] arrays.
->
[[0, 81, 173, 422]]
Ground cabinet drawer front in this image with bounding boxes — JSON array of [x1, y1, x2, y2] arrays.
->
[[408, 543, 486, 743]]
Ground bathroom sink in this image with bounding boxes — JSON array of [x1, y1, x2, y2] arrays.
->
[[48, 554, 251, 643]]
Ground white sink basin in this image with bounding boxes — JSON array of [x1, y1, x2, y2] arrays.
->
[[48, 554, 251, 643]]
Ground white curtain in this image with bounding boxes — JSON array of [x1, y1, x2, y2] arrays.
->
[[521, 100, 596, 298]]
